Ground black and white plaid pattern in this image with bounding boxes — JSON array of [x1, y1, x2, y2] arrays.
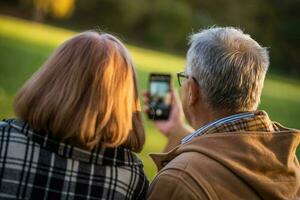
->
[[0, 119, 148, 200]]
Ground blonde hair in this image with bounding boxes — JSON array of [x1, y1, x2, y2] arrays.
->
[[14, 31, 145, 152]]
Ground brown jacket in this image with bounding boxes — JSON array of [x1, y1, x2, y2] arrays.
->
[[147, 111, 300, 200]]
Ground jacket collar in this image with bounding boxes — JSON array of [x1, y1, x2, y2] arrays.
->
[[181, 111, 274, 144], [150, 110, 298, 171], [203, 110, 278, 134]]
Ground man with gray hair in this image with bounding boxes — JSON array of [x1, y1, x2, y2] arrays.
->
[[145, 27, 300, 199]]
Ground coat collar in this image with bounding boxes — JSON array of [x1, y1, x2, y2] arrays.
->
[[150, 110, 297, 171]]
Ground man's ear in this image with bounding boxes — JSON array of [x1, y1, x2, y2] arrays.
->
[[188, 77, 200, 106]]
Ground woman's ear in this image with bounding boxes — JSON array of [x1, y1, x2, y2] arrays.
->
[[188, 77, 200, 106]]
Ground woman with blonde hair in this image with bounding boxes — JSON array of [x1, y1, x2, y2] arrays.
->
[[0, 31, 148, 199]]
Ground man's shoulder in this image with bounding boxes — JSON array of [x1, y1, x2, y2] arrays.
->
[[158, 151, 216, 188], [151, 151, 222, 198], [163, 150, 217, 172], [147, 161, 210, 200], [148, 149, 229, 200]]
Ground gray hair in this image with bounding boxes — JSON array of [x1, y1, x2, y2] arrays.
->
[[187, 27, 269, 112]]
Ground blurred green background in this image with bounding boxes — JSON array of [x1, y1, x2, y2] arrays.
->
[[0, 0, 300, 180]]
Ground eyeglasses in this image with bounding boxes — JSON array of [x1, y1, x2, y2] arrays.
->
[[177, 71, 199, 87], [177, 71, 188, 87]]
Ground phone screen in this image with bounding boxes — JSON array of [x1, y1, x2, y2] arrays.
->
[[148, 73, 171, 120]]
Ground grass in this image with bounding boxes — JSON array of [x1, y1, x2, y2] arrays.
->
[[0, 15, 300, 180]]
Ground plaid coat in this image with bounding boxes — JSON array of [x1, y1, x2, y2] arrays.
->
[[0, 119, 148, 200]]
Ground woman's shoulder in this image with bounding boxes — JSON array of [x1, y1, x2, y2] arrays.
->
[[0, 118, 149, 199], [0, 118, 37, 144], [0, 119, 144, 168], [0, 118, 27, 138], [0, 119, 13, 128]]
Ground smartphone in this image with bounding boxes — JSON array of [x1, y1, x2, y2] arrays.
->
[[148, 73, 172, 120]]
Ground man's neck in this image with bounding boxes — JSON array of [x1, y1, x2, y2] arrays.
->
[[190, 109, 239, 130]]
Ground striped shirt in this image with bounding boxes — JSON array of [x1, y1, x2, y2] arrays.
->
[[0, 119, 148, 200], [181, 112, 255, 144]]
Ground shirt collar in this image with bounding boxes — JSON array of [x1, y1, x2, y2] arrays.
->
[[181, 112, 256, 144]]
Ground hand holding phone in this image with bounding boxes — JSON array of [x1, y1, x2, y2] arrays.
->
[[144, 81, 193, 150]]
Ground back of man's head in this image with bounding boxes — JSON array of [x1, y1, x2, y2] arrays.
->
[[187, 27, 269, 113]]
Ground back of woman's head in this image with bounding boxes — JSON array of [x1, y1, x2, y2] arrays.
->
[[14, 31, 145, 152]]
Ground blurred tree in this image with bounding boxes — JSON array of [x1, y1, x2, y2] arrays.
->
[[271, 0, 300, 75], [1, 0, 299, 76], [72, 0, 149, 34], [184, 0, 300, 76], [141, 0, 193, 49], [20, 0, 75, 22]]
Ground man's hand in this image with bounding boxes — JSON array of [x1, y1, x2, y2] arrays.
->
[[145, 89, 184, 136], [143, 89, 194, 151]]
